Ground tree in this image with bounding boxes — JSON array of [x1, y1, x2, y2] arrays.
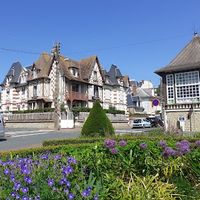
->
[[81, 101, 115, 137]]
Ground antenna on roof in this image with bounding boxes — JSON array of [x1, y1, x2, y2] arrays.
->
[[51, 42, 61, 59]]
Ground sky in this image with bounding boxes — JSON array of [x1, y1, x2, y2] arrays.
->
[[0, 0, 200, 86]]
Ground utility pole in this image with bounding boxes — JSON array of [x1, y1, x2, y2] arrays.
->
[[52, 42, 61, 130]]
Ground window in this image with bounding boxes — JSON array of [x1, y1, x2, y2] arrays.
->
[[105, 89, 111, 100], [72, 84, 79, 92], [94, 85, 99, 98], [22, 87, 25, 95], [175, 71, 200, 103], [33, 85, 37, 97], [93, 71, 97, 81], [70, 67, 78, 77], [33, 70, 37, 79], [166, 74, 174, 104]]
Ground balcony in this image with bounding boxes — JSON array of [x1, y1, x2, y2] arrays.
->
[[166, 103, 200, 110], [66, 91, 88, 102]]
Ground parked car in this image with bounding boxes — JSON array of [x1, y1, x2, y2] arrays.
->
[[132, 118, 151, 128], [0, 114, 5, 139], [146, 116, 164, 127]]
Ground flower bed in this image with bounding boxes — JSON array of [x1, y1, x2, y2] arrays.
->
[[0, 138, 200, 199]]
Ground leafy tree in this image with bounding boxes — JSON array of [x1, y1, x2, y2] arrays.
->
[[81, 101, 115, 137]]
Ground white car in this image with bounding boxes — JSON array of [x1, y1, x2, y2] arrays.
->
[[0, 114, 5, 139], [132, 118, 151, 128]]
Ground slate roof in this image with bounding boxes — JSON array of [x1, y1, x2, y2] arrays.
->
[[135, 88, 152, 98], [1, 62, 24, 85], [155, 34, 200, 75], [107, 65, 123, 86]]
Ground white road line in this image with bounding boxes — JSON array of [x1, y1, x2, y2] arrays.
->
[[6, 130, 53, 135], [8, 131, 54, 138], [5, 130, 54, 138]]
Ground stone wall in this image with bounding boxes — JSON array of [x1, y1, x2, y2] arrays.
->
[[166, 109, 200, 132], [78, 112, 128, 122], [6, 121, 54, 129]]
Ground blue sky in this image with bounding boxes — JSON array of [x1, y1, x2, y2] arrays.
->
[[0, 0, 200, 86]]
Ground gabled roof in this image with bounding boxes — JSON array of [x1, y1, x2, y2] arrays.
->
[[135, 88, 152, 98], [27, 53, 53, 81], [1, 62, 24, 85], [155, 34, 200, 75], [79, 55, 102, 80], [58, 56, 88, 83]]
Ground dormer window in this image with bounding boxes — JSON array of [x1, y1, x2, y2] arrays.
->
[[70, 67, 78, 77], [105, 75, 109, 83], [6, 76, 12, 84], [32, 67, 37, 79], [20, 73, 27, 83]]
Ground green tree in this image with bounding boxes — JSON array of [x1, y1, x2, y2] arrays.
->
[[81, 101, 115, 137]]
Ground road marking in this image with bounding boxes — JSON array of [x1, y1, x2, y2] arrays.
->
[[5, 130, 54, 138], [10, 131, 54, 138]]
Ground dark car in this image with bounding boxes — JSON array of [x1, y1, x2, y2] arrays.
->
[[146, 116, 164, 127]]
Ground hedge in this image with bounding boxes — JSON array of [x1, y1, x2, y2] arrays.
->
[[42, 134, 200, 147], [81, 101, 114, 137]]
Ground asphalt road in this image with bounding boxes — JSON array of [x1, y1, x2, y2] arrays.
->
[[0, 127, 155, 152], [0, 128, 81, 151]]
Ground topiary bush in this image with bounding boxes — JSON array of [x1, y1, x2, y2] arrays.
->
[[81, 101, 115, 137]]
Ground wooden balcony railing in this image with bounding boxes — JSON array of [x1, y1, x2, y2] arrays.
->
[[66, 91, 88, 102]]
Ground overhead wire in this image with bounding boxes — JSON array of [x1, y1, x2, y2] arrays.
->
[[0, 33, 191, 56]]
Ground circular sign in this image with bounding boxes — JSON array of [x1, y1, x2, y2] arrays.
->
[[152, 99, 159, 106]]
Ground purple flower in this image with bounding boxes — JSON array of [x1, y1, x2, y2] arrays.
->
[[64, 188, 69, 194], [41, 154, 49, 160], [139, 143, 147, 149], [21, 187, 29, 194], [21, 166, 31, 175], [59, 178, 66, 185], [195, 140, 200, 147], [34, 195, 40, 200], [22, 195, 29, 200], [13, 182, 21, 191], [4, 168, 10, 175], [62, 165, 73, 175], [10, 174, 15, 182], [68, 193, 75, 199], [48, 179, 54, 187], [54, 154, 62, 160], [67, 157, 77, 165], [104, 139, 116, 149], [158, 140, 167, 148], [82, 187, 92, 197], [110, 148, 118, 154], [82, 190, 90, 197], [11, 191, 16, 197], [94, 194, 99, 200], [119, 140, 127, 147], [176, 140, 190, 155], [162, 147, 177, 158], [24, 176, 32, 184], [15, 194, 20, 200]]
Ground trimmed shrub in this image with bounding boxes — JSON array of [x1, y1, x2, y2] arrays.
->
[[81, 101, 115, 137]]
